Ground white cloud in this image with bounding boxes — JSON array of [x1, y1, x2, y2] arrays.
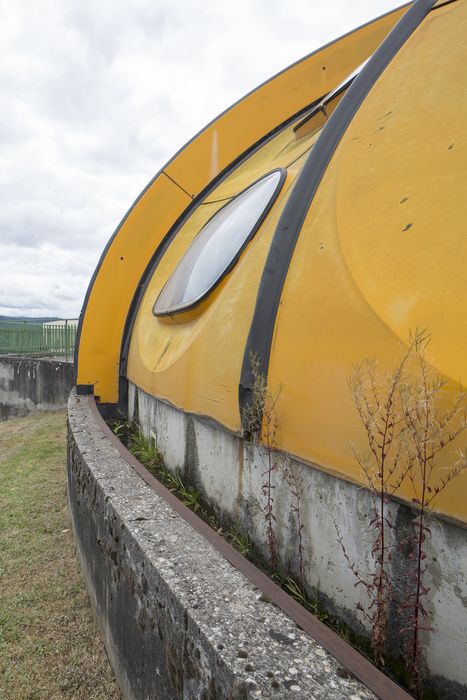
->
[[0, 0, 400, 317]]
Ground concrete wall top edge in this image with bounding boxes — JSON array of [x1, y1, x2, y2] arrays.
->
[[67, 389, 378, 699]]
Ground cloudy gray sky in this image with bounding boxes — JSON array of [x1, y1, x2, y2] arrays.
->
[[0, 0, 400, 318]]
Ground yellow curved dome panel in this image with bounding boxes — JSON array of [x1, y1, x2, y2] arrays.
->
[[76, 5, 407, 402], [128, 165, 302, 430], [267, 0, 467, 521], [337, 1, 467, 388], [76, 2, 467, 522]]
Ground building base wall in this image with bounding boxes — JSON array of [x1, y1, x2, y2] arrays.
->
[[130, 382, 467, 698]]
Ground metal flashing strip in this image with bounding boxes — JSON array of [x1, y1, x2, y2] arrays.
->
[[239, 0, 436, 422], [90, 396, 412, 700]]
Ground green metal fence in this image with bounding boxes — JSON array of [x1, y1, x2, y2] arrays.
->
[[0, 322, 78, 360]]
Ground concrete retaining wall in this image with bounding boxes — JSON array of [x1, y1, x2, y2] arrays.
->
[[67, 389, 382, 700], [0, 356, 74, 420], [130, 383, 467, 699]]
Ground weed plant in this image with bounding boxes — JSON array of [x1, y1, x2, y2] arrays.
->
[[284, 459, 306, 591], [397, 334, 467, 696], [345, 330, 467, 695], [128, 429, 164, 473], [340, 332, 421, 666], [242, 351, 281, 570], [226, 528, 251, 556], [243, 353, 316, 622]]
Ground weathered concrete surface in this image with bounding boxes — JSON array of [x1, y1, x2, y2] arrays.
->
[[68, 389, 377, 700], [130, 383, 467, 699], [0, 356, 74, 421]]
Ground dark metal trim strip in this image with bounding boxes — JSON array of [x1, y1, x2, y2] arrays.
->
[[239, 0, 436, 423], [88, 396, 412, 700], [431, 0, 460, 9], [75, 383, 94, 396]]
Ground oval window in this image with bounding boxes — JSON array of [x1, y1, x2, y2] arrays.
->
[[153, 169, 285, 316]]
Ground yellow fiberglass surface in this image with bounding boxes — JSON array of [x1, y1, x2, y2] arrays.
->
[[127, 114, 320, 428], [79, 1, 467, 523], [75, 4, 409, 403], [129, 1, 467, 523], [268, 0, 467, 522]]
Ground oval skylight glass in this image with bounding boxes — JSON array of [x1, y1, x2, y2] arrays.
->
[[153, 169, 284, 316]]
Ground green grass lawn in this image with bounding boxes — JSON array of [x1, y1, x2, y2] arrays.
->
[[0, 411, 121, 700]]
